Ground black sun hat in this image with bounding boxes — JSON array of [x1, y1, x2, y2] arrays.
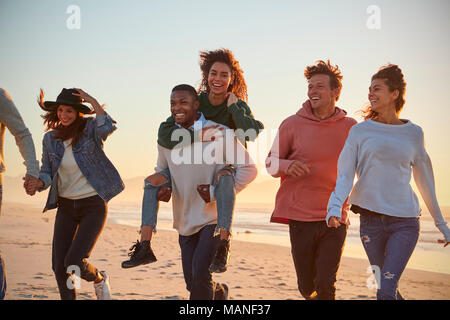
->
[[40, 88, 93, 114]]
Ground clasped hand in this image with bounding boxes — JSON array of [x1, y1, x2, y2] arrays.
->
[[23, 174, 43, 196]]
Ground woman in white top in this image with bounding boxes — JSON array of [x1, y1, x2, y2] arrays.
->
[[30, 88, 124, 300], [326, 64, 450, 300]]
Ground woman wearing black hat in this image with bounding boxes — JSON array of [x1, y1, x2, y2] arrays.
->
[[30, 88, 124, 300]]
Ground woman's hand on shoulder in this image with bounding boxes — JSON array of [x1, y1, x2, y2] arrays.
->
[[226, 92, 238, 107]]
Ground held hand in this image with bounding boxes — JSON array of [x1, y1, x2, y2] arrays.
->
[[226, 92, 238, 107], [199, 125, 224, 142], [23, 175, 35, 195], [23, 175, 42, 196], [286, 160, 310, 177], [437, 239, 449, 248], [327, 216, 341, 228]]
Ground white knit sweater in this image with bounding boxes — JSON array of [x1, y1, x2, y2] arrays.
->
[[156, 115, 257, 236], [327, 119, 450, 241]]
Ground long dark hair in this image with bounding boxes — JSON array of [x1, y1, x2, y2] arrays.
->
[[38, 89, 87, 146], [198, 48, 248, 102], [363, 64, 406, 120]]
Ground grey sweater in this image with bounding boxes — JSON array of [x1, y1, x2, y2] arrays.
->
[[0, 88, 39, 184], [156, 115, 258, 236]]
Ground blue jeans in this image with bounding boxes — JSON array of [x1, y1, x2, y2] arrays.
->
[[141, 166, 236, 235], [178, 224, 225, 299], [0, 183, 5, 300], [141, 168, 172, 230], [359, 212, 420, 300]]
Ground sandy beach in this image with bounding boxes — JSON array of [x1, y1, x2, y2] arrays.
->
[[1, 201, 449, 300]]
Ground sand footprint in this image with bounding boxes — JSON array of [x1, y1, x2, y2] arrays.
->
[[161, 295, 181, 300], [126, 292, 140, 296]]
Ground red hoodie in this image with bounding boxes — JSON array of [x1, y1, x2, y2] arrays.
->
[[266, 100, 357, 224]]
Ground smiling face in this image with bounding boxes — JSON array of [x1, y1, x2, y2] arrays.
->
[[207, 62, 232, 96], [57, 105, 77, 127], [307, 74, 340, 110], [170, 90, 199, 128], [368, 78, 399, 115]]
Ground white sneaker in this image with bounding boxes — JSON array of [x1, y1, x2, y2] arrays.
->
[[94, 271, 111, 300]]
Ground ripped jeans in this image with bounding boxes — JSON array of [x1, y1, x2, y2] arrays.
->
[[359, 212, 420, 300], [141, 166, 236, 235]]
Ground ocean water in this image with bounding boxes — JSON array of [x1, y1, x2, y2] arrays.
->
[[108, 204, 450, 275]]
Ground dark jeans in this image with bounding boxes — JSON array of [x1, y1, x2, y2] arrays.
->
[[359, 212, 420, 300], [0, 183, 5, 300], [52, 195, 107, 300], [178, 224, 226, 300], [289, 220, 347, 300]]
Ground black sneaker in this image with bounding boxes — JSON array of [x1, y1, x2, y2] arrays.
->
[[213, 283, 229, 300], [121, 240, 157, 268], [209, 239, 230, 273]]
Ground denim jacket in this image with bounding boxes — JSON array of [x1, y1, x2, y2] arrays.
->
[[38, 113, 124, 212]]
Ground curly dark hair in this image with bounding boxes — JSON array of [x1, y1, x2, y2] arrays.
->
[[198, 48, 248, 102], [363, 64, 406, 120], [38, 89, 87, 146], [304, 60, 343, 101]]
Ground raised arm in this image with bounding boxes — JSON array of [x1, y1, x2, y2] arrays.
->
[[93, 113, 118, 143], [72, 88, 117, 143]]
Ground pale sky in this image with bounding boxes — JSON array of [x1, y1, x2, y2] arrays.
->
[[1, 0, 450, 203]]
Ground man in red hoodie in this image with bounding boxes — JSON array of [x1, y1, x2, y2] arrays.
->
[[266, 60, 357, 300]]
